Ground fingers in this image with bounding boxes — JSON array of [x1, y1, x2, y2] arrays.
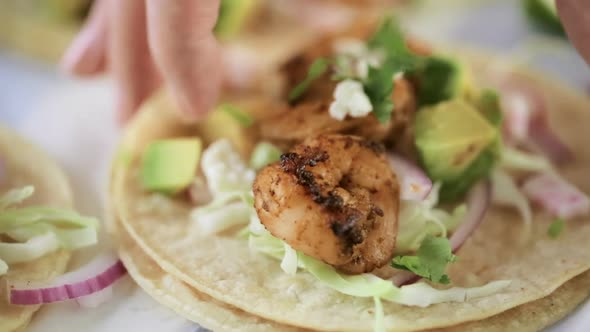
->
[[146, 0, 222, 121], [60, 1, 107, 75], [60, 0, 109, 76], [557, 0, 590, 65], [108, 0, 161, 123]]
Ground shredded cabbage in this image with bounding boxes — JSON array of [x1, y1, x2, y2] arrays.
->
[[396, 183, 467, 254], [280, 243, 299, 276], [0, 232, 60, 264], [192, 202, 251, 235], [248, 208, 511, 332], [373, 296, 385, 332], [501, 146, 553, 173], [0, 186, 99, 276], [191, 140, 256, 234], [250, 142, 282, 170], [491, 169, 532, 240]]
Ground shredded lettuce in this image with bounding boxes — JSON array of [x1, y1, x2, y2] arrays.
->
[[392, 236, 456, 284], [393, 280, 511, 307], [6, 223, 98, 250], [0, 186, 99, 276], [249, 222, 511, 332], [0, 185, 34, 209], [280, 243, 299, 276], [192, 140, 257, 234], [192, 202, 251, 235], [491, 169, 532, 240], [250, 142, 282, 170], [373, 296, 385, 332], [501, 146, 553, 172], [0, 232, 60, 264], [396, 183, 466, 253]]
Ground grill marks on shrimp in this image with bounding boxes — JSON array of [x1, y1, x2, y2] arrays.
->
[[279, 146, 386, 251], [254, 135, 400, 274]]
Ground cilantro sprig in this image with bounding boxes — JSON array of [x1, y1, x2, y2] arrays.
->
[[288, 58, 330, 103], [548, 218, 565, 238], [391, 236, 456, 284], [363, 17, 424, 123]]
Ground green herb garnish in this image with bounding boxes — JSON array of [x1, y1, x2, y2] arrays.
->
[[391, 236, 457, 284], [548, 218, 565, 238], [363, 17, 423, 123], [288, 58, 329, 103], [219, 104, 254, 127]]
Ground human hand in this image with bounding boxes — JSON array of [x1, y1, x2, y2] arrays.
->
[[557, 0, 590, 65], [60, 0, 222, 123]]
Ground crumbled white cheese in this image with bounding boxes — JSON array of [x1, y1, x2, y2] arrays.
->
[[329, 79, 373, 121], [201, 139, 255, 195], [332, 38, 383, 80]]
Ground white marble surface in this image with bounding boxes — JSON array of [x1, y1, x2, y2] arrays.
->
[[1, 0, 589, 331]]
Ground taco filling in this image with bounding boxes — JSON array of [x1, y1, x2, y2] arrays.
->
[[123, 16, 590, 332]]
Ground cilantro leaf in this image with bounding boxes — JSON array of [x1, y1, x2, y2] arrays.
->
[[391, 236, 456, 284], [364, 64, 396, 123], [548, 218, 565, 238], [219, 103, 254, 127], [288, 58, 329, 103], [363, 17, 423, 124], [477, 89, 503, 127]]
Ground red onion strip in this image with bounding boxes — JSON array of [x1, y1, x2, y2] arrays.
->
[[387, 154, 433, 201], [393, 180, 492, 286], [10, 253, 126, 305]]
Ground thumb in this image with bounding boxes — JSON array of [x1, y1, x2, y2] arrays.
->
[[557, 0, 590, 65]]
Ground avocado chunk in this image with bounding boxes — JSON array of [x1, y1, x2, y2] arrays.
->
[[415, 56, 471, 106], [141, 138, 202, 194], [416, 99, 499, 201], [195, 104, 256, 160], [215, 0, 259, 40]]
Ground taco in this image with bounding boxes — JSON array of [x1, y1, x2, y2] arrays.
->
[[112, 214, 590, 332], [110, 17, 590, 331], [0, 126, 100, 331]]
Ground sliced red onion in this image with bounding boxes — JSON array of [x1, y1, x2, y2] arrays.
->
[[391, 270, 420, 287], [522, 173, 590, 220], [500, 78, 573, 164], [76, 284, 113, 308], [387, 154, 433, 201], [450, 180, 492, 252], [392, 181, 491, 286], [9, 252, 126, 305]]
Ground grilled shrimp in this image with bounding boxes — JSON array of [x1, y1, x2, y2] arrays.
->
[[253, 135, 400, 274], [257, 20, 427, 149]]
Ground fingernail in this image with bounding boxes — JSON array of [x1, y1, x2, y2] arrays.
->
[[60, 28, 94, 74]]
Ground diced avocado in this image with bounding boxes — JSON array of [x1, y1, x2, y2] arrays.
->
[[214, 0, 259, 40], [476, 89, 503, 127], [416, 56, 472, 106], [523, 0, 565, 36], [196, 103, 257, 159], [250, 142, 282, 170], [416, 99, 499, 201], [141, 138, 202, 194]]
